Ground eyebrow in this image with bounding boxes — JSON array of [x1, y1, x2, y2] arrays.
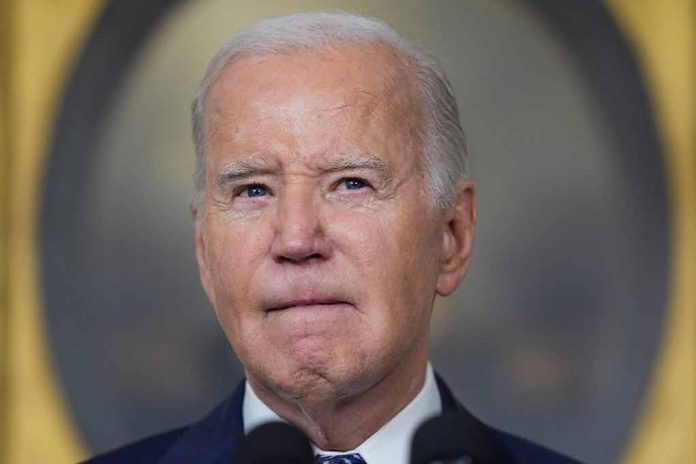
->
[[216, 153, 390, 189], [323, 154, 389, 177], [216, 157, 274, 189]]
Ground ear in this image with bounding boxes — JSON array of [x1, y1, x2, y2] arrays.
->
[[192, 205, 216, 306], [436, 180, 477, 296]]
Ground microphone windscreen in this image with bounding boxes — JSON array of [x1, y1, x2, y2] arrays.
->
[[234, 421, 315, 464], [410, 414, 484, 464]]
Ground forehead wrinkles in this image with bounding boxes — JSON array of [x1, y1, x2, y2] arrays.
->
[[205, 43, 425, 162]]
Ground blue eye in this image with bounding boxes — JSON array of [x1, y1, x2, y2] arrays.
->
[[243, 184, 269, 197], [342, 178, 367, 190]]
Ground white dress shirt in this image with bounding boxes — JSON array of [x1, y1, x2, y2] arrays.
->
[[243, 364, 442, 464]]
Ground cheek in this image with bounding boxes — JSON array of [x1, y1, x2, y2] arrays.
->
[[326, 209, 392, 272], [328, 205, 441, 311], [204, 219, 269, 306]]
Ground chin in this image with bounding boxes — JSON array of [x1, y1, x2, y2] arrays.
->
[[240, 331, 394, 402], [266, 354, 369, 403]]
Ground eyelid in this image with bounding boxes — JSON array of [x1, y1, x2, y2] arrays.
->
[[334, 176, 373, 190], [231, 182, 272, 197]]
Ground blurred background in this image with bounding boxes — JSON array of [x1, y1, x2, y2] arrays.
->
[[0, 0, 693, 463]]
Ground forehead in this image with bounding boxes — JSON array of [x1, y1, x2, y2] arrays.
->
[[205, 43, 423, 139]]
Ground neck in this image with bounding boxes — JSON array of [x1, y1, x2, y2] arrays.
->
[[247, 343, 429, 451]]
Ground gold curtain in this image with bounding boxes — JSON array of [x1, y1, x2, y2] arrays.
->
[[608, 1, 695, 462], [0, 2, 104, 462]]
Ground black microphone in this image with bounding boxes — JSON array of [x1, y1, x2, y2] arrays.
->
[[410, 413, 493, 464], [234, 421, 315, 464]]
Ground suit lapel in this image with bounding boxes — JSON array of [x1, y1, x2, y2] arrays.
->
[[435, 373, 511, 464], [159, 382, 245, 464]]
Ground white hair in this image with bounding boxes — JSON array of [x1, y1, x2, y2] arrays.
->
[[191, 11, 468, 211]]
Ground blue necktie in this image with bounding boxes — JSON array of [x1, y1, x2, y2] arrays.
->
[[315, 453, 367, 464]]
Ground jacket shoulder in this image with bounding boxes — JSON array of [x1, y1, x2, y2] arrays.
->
[[82, 426, 188, 464], [494, 429, 583, 463]]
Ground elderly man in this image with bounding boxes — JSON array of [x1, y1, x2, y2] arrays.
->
[[87, 11, 580, 464]]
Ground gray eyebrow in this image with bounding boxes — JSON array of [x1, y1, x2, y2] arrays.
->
[[216, 158, 273, 188], [215, 153, 390, 189], [323, 154, 388, 176]]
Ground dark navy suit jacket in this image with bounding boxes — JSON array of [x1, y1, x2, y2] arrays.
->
[[84, 376, 582, 463]]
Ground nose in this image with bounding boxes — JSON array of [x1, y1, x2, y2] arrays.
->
[[271, 188, 329, 264]]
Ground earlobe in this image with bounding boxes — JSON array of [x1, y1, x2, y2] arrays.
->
[[436, 181, 476, 297]]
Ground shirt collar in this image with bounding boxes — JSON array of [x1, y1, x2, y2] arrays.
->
[[243, 364, 442, 464]]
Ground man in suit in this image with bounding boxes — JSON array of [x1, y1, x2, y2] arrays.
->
[[88, 11, 580, 464]]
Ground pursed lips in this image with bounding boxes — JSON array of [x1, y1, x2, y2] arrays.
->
[[265, 298, 352, 312]]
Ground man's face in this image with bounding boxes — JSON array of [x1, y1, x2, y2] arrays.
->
[[196, 44, 455, 400]]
